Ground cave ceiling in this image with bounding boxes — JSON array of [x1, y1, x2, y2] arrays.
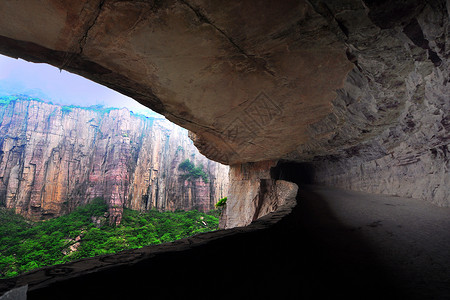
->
[[0, 0, 447, 164]]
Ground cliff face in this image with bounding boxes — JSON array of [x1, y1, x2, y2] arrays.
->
[[223, 161, 298, 229], [0, 97, 228, 223]]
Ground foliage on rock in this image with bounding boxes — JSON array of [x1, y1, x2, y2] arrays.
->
[[178, 159, 209, 183], [215, 197, 227, 208]]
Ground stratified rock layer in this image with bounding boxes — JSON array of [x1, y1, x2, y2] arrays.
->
[[0, 97, 228, 222]]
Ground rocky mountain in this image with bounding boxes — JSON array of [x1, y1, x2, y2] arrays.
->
[[0, 96, 228, 224]]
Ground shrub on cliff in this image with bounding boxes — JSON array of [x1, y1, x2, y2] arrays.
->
[[61, 106, 72, 114], [215, 197, 227, 208], [178, 159, 208, 183], [178, 159, 195, 172]]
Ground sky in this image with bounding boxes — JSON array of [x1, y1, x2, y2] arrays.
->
[[0, 54, 162, 118]]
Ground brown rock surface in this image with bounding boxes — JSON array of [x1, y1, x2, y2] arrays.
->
[[0, 0, 352, 165], [0, 97, 228, 222], [224, 161, 298, 228], [0, 0, 448, 215], [0, 2, 449, 296]]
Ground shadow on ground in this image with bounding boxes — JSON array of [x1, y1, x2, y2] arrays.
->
[[23, 187, 416, 299]]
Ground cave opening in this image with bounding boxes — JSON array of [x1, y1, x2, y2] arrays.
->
[[0, 1, 449, 298], [271, 160, 316, 186], [0, 54, 229, 280]]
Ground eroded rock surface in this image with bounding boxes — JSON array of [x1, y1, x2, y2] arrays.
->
[[0, 1, 448, 212], [307, 1, 450, 206], [224, 161, 298, 228], [0, 0, 352, 165], [0, 97, 228, 222]]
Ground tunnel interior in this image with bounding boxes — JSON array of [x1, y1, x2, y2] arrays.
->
[[271, 161, 316, 186], [0, 1, 449, 298]]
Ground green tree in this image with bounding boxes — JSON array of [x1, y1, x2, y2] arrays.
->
[[178, 159, 209, 183], [0, 203, 219, 279]]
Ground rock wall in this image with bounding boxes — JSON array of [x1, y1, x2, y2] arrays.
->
[[314, 145, 449, 207], [0, 96, 229, 223], [223, 161, 298, 228], [305, 1, 449, 207]]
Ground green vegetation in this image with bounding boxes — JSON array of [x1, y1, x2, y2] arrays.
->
[[215, 197, 227, 208], [60, 103, 119, 115], [61, 106, 72, 114], [0, 96, 14, 106], [0, 198, 219, 279], [178, 159, 209, 183], [0, 95, 42, 106]]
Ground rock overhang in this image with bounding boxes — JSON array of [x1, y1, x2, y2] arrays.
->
[[0, 0, 448, 295], [0, 2, 448, 207], [0, 0, 355, 164]]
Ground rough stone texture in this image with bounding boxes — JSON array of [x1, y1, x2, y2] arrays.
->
[[0, 98, 228, 222], [314, 144, 449, 206], [0, 0, 353, 165], [0, 284, 27, 300], [224, 161, 298, 228], [304, 1, 450, 206], [0, 1, 447, 210]]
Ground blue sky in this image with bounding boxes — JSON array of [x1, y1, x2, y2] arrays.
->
[[0, 54, 162, 117]]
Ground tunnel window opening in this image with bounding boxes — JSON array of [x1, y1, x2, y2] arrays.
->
[[0, 54, 229, 279], [271, 161, 316, 186]]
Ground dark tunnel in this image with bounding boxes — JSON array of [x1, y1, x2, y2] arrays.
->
[[271, 161, 316, 186]]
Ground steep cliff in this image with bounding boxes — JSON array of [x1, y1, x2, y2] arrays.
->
[[0, 96, 228, 223]]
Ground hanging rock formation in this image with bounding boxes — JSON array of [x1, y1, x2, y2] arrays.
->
[[0, 96, 229, 223], [0, 0, 448, 228]]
